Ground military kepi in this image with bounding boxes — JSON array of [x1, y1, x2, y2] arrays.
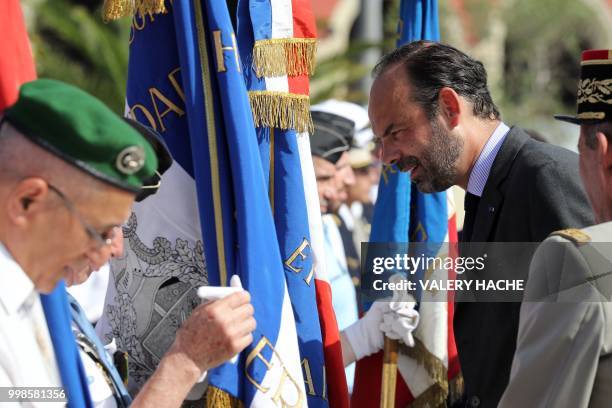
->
[[2, 79, 157, 192], [555, 49, 612, 124]]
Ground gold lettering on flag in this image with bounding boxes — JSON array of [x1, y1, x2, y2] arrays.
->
[[303, 267, 315, 286], [301, 358, 316, 396], [148, 87, 185, 132], [284, 238, 310, 274], [128, 104, 158, 130], [381, 164, 397, 184], [411, 221, 428, 242], [245, 337, 305, 406], [213, 31, 240, 73], [128, 67, 186, 132], [168, 68, 186, 103]]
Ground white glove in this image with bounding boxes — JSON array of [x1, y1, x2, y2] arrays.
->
[[380, 300, 419, 346], [343, 301, 387, 360], [196, 274, 244, 383]]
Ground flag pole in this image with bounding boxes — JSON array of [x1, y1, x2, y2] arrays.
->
[[380, 336, 399, 408]]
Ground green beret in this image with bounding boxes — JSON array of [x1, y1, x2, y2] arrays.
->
[[3, 79, 157, 193]]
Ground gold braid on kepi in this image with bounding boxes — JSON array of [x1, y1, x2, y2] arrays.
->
[[102, 0, 167, 22], [555, 49, 612, 125]]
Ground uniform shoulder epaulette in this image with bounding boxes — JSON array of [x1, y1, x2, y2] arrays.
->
[[550, 228, 591, 244]]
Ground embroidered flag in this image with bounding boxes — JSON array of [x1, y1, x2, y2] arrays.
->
[[96, 1, 305, 406]]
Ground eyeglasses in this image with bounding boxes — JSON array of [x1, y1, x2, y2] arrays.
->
[[47, 184, 114, 248]]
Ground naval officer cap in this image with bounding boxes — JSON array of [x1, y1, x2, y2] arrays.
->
[[309, 110, 355, 164], [2, 79, 158, 193]]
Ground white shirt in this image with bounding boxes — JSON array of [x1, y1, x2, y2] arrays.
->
[[0, 243, 63, 407], [467, 122, 510, 197]]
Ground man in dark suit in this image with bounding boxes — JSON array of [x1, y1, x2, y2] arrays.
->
[[368, 41, 594, 407]]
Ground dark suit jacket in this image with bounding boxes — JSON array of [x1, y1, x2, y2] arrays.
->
[[454, 126, 594, 407]]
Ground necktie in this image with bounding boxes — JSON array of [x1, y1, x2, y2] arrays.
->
[[462, 192, 480, 242]]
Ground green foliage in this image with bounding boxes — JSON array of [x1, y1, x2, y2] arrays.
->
[[501, 0, 599, 120], [26, 0, 131, 114], [311, 0, 400, 104]]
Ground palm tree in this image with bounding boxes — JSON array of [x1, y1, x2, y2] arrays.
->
[[24, 0, 131, 113]]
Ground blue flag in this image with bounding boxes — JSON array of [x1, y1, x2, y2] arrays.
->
[[369, 0, 447, 296], [236, 1, 329, 404], [41, 283, 92, 408], [125, 1, 306, 405], [353, 1, 452, 405], [398, 0, 448, 284]]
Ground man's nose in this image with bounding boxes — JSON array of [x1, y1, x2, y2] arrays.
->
[[85, 245, 112, 272], [381, 143, 399, 165], [345, 167, 356, 187]]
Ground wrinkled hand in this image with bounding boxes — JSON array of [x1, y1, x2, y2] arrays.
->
[[169, 288, 255, 375]]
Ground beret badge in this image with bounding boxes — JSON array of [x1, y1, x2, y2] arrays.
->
[[116, 145, 146, 175]]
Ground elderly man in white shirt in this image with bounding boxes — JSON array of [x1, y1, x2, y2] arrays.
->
[[0, 80, 256, 408]]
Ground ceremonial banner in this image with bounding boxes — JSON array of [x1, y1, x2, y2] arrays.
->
[[238, 1, 349, 406], [97, 1, 306, 406], [352, 1, 460, 406]]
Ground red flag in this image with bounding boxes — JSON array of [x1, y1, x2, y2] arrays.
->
[[0, 0, 36, 110]]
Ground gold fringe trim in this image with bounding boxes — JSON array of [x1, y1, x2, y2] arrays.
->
[[408, 382, 447, 408], [248, 91, 313, 133], [399, 338, 447, 386], [206, 386, 244, 408], [252, 38, 317, 77], [102, 0, 167, 22], [449, 373, 465, 406], [398, 339, 465, 407]]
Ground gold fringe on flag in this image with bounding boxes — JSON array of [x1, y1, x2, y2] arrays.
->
[[400, 338, 447, 386], [449, 373, 465, 406], [206, 386, 244, 408], [252, 38, 317, 78], [102, 0, 167, 22], [248, 91, 313, 134], [400, 339, 452, 407], [409, 383, 448, 408]]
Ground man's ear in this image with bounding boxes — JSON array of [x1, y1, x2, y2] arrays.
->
[[6, 178, 50, 227], [596, 131, 612, 196], [596, 131, 611, 169], [438, 87, 461, 128]]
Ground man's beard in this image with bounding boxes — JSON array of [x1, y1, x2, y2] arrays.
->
[[397, 118, 463, 193]]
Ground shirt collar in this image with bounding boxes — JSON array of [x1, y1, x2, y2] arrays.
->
[[467, 122, 510, 197], [0, 243, 36, 315]]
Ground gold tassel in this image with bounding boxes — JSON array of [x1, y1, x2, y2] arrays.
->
[[102, 0, 167, 22], [248, 91, 313, 134], [399, 339, 467, 407], [252, 38, 317, 78], [399, 338, 448, 386], [206, 386, 244, 408], [102, 0, 135, 22], [408, 383, 448, 408], [448, 373, 465, 406]]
